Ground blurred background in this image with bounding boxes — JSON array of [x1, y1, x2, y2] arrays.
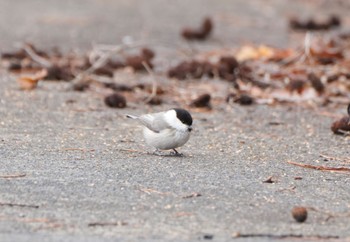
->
[[1, 0, 349, 51]]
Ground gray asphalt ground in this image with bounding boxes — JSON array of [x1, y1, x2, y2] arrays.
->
[[1, 0, 350, 241]]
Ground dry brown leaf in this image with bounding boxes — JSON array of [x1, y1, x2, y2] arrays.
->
[[236, 45, 275, 61], [17, 69, 48, 90], [17, 77, 39, 90]]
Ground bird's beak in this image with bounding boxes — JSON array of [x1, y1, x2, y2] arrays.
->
[[188, 126, 192, 132]]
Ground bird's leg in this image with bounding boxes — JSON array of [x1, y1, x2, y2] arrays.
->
[[151, 149, 184, 157], [170, 149, 183, 156]]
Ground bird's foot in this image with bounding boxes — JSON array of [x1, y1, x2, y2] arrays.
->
[[152, 149, 164, 156], [151, 149, 184, 157], [169, 149, 184, 157]]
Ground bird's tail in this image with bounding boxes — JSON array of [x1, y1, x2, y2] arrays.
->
[[126, 114, 138, 119]]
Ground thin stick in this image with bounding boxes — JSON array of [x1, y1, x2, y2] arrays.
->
[[278, 49, 303, 66], [117, 148, 148, 155], [62, 148, 95, 152], [174, 212, 193, 217], [71, 47, 121, 85], [0, 173, 26, 179], [304, 31, 312, 58], [138, 187, 170, 195], [23, 44, 52, 68], [232, 233, 338, 239], [0, 202, 39, 209], [0, 216, 60, 225], [278, 185, 296, 193], [142, 61, 158, 104], [70, 42, 144, 85], [287, 160, 350, 173], [279, 32, 313, 66], [88, 221, 127, 227], [298, 31, 312, 63], [336, 129, 350, 136], [182, 192, 202, 199]]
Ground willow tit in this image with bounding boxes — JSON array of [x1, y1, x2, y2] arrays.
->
[[126, 108, 193, 155]]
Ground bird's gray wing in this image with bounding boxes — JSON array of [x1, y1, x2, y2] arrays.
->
[[138, 112, 171, 133]]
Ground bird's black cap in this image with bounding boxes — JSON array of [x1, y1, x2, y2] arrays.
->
[[173, 108, 193, 126]]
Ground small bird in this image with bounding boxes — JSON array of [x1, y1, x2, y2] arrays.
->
[[126, 108, 193, 155]]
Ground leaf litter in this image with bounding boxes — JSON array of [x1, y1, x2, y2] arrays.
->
[[1, 17, 350, 136], [2, 32, 350, 105]]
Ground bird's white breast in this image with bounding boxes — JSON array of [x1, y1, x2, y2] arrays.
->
[[143, 127, 190, 150]]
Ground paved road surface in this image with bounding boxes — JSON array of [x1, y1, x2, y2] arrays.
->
[[1, 0, 350, 241]]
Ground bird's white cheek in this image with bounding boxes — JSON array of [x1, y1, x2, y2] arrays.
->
[[179, 125, 191, 133], [177, 121, 190, 130]]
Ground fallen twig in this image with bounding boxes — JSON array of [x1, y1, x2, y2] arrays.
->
[[88, 221, 127, 227], [117, 148, 148, 155], [335, 129, 350, 136], [278, 49, 303, 66], [278, 32, 314, 66], [23, 44, 52, 68], [278, 185, 296, 193], [298, 31, 314, 64], [287, 160, 350, 173], [138, 187, 170, 195], [70, 42, 143, 86], [0, 202, 39, 209], [62, 148, 95, 152], [142, 61, 158, 104], [174, 212, 193, 217], [0, 216, 65, 229], [232, 233, 339, 239], [71, 50, 117, 85], [0, 173, 26, 179], [304, 31, 312, 59], [182, 192, 202, 199]]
